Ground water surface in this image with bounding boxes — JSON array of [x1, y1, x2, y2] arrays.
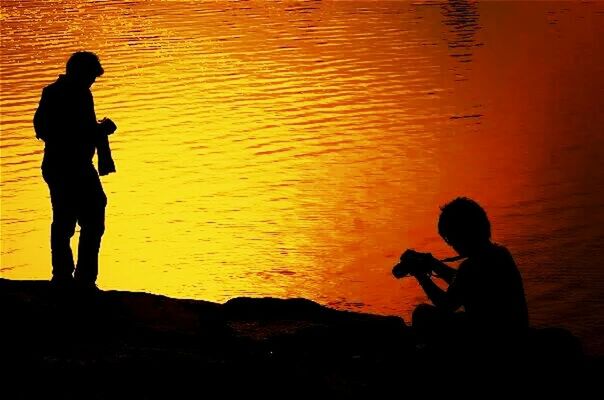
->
[[1, 1, 603, 354]]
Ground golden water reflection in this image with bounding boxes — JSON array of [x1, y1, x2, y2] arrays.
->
[[1, 1, 603, 353]]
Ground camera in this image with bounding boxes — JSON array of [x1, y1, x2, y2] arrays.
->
[[392, 249, 435, 279]]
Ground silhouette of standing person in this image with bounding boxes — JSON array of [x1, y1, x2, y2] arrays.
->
[[34, 51, 117, 290], [393, 197, 529, 350]]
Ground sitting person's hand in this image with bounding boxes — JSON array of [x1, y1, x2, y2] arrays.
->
[[411, 269, 432, 282], [393, 249, 435, 279]]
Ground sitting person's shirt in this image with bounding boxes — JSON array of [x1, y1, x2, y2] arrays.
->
[[447, 243, 529, 337]]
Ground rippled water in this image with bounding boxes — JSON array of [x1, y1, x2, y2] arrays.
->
[[1, 1, 603, 354]]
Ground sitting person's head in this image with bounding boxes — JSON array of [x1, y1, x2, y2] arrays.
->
[[438, 197, 491, 257]]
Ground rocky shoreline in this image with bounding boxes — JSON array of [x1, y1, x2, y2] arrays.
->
[[0, 278, 599, 397]]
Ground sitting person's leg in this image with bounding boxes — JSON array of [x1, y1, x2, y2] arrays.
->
[[412, 304, 461, 346]]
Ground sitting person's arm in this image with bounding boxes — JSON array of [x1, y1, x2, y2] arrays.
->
[[428, 257, 457, 284], [415, 271, 462, 312]]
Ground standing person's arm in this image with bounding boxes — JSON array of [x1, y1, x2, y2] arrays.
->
[[82, 90, 116, 139], [84, 90, 117, 175], [34, 88, 51, 141]]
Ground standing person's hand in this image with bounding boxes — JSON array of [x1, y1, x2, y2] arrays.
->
[[99, 117, 117, 135]]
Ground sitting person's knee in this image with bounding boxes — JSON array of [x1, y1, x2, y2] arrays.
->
[[412, 303, 438, 327]]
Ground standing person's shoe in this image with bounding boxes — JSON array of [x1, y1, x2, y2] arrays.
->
[[50, 276, 76, 302], [73, 279, 100, 296], [50, 276, 75, 290]]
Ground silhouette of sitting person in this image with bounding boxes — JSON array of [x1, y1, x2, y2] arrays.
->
[[34, 51, 117, 289], [393, 197, 529, 350]]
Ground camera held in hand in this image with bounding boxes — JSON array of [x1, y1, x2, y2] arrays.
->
[[392, 249, 435, 279]]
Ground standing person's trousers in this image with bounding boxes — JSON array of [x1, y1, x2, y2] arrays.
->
[[43, 165, 107, 284]]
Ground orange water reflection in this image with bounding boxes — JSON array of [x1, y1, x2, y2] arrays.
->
[[1, 1, 603, 353]]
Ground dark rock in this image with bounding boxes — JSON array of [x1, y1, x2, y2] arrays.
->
[[0, 278, 599, 398]]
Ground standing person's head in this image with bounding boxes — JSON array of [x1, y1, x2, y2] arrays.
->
[[438, 197, 491, 257], [66, 51, 104, 88]]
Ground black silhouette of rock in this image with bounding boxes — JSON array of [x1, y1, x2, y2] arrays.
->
[[0, 278, 599, 398]]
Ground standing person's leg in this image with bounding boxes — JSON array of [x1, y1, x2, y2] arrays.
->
[[44, 172, 78, 283], [74, 170, 107, 286]]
